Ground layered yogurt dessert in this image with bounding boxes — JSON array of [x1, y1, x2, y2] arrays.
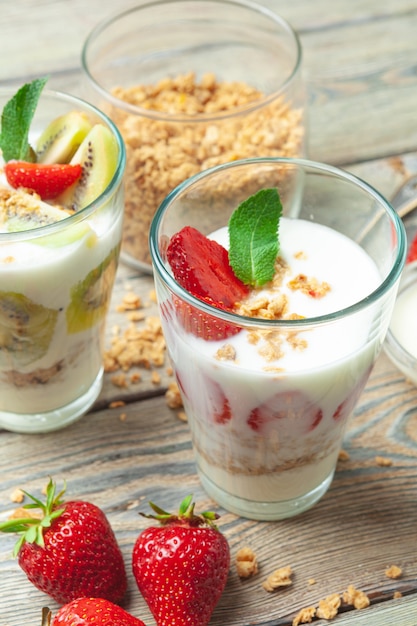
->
[[0, 79, 124, 432], [158, 187, 387, 519]]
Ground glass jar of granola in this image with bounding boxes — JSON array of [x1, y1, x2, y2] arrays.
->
[[82, 0, 306, 272]]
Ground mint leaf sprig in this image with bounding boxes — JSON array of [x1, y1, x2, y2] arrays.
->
[[228, 188, 282, 288], [0, 76, 48, 163]]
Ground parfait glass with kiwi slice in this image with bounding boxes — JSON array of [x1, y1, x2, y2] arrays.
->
[[0, 78, 126, 433]]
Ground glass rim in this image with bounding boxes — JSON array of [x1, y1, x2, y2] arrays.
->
[[0, 87, 126, 243], [81, 0, 303, 123], [149, 156, 407, 329]]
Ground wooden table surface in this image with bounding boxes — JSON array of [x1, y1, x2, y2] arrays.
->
[[1, 1, 417, 625]]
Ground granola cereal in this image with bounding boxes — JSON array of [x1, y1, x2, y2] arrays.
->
[[262, 565, 292, 591], [342, 584, 370, 610], [338, 449, 350, 462], [385, 565, 402, 579], [292, 606, 316, 625], [316, 593, 341, 620], [106, 72, 304, 267], [235, 547, 258, 579], [165, 381, 183, 410], [10, 488, 24, 503], [375, 455, 393, 467]]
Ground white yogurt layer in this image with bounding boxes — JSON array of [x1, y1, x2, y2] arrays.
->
[[0, 194, 123, 415], [163, 218, 384, 507], [389, 282, 417, 360]]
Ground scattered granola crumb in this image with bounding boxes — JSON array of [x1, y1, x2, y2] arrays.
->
[[104, 315, 165, 373], [342, 585, 370, 610], [385, 565, 402, 579], [116, 292, 142, 311], [307, 578, 316, 586], [8, 506, 42, 520], [292, 606, 316, 625], [127, 310, 146, 322], [165, 381, 183, 409], [111, 373, 129, 388], [130, 372, 142, 383], [338, 449, 350, 462], [10, 488, 24, 503], [316, 593, 341, 620], [151, 370, 161, 385], [375, 456, 393, 467], [119, 413, 127, 422], [109, 400, 126, 409], [177, 411, 188, 422], [235, 547, 258, 578], [262, 565, 292, 591], [393, 591, 402, 599]]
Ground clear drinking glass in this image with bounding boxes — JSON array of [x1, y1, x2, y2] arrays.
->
[[82, 0, 306, 272], [0, 88, 125, 434], [149, 157, 406, 520]]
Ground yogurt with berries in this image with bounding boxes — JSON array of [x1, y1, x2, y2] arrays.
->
[[161, 218, 385, 520], [0, 82, 125, 434]]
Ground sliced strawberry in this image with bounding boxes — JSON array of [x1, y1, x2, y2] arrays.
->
[[247, 391, 323, 434], [4, 160, 82, 200], [202, 378, 233, 425], [406, 231, 417, 263], [332, 366, 372, 422], [166, 226, 249, 340], [167, 226, 249, 308], [173, 296, 242, 340]]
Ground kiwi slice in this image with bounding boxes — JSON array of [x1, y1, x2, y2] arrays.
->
[[36, 111, 92, 164], [57, 124, 118, 212], [0, 291, 59, 367], [66, 245, 119, 334], [0, 188, 71, 233]]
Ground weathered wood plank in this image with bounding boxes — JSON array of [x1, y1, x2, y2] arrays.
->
[[1, 351, 416, 626], [2, 2, 417, 625]]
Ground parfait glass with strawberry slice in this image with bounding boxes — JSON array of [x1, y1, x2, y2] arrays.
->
[[0, 79, 125, 433], [149, 157, 406, 520]]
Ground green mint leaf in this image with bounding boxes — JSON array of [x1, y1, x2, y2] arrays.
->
[[228, 188, 282, 287], [0, 76, 48, 162]]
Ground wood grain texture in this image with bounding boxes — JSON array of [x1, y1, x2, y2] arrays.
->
[[1, 354, 417, 626], [1, 1, 417, 624]]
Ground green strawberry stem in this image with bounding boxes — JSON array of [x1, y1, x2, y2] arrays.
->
[[0, 478, 66, 556], [140, 494, 220, 528]]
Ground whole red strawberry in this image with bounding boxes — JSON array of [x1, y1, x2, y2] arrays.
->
[[0, 479, 127, 604], [46, 597, 146, 626], [132, 495, 230, 626]]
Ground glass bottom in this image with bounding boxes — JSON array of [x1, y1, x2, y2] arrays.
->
[[0, 368, 103, 434], [198, 468, 335, 521]]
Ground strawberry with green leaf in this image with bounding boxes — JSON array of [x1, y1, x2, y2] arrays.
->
[[0, 478, 127, 605], [43, 598, 147, 626], [132, 495, 230, 626], [0, 78, 82, 199], [166, 188, 282, 340]]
